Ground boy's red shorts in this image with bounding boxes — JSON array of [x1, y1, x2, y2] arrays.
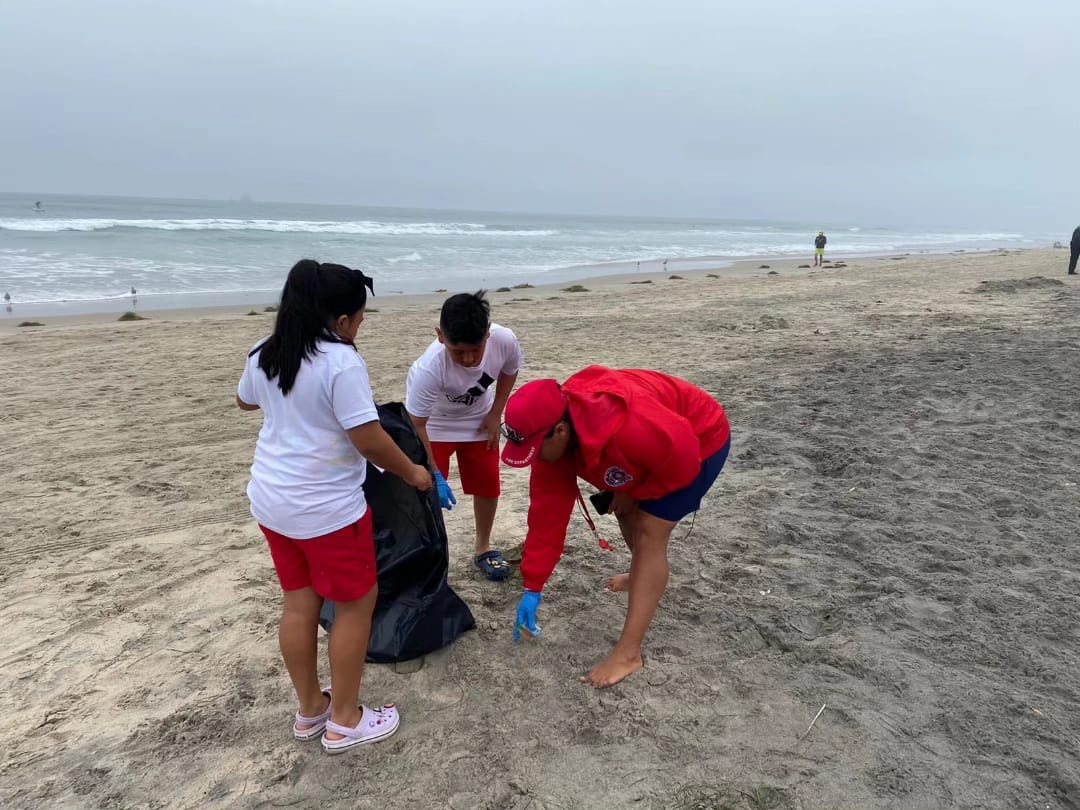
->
[[430, 440, 501, 498], [259, 509, 377, 603]]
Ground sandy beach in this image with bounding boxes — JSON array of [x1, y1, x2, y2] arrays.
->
[[1, 248, 1078, 809]]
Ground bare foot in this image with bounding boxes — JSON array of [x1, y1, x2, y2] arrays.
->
[[605, 573, 631, 592], [579, 650, 644, 688]]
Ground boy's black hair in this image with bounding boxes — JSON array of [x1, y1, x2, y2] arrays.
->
[[440, 290, 490, 345], [254, 259, 373, 395]]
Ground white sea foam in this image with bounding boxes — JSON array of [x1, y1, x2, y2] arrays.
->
[[0, 218, 559, 236], [0, 200, 1046, 314]]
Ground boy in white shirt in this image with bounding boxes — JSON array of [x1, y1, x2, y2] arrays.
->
[[406, 291, 523, 581]]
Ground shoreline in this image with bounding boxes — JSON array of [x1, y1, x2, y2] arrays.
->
[[0, 245, 1032, 329]]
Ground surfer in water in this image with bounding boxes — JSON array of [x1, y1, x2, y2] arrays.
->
[[34, 201, 44, 212]]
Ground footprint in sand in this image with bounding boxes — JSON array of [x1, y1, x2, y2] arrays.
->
[[786, 606, 846, 639]]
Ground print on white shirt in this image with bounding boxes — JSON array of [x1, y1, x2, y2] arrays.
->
[[446, 372, 496, 407]]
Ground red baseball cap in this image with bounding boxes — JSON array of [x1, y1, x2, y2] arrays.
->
[[500, 379, 567, 467]]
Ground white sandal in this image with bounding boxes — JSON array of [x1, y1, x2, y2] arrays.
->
[[321, 704, 400, 754], [292, 687, 332, 741]]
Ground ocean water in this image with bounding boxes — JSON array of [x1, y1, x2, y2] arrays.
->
[[0, 193, 1046, 315]]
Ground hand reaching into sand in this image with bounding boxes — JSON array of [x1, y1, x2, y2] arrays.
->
[[514, 591, 542, 640]]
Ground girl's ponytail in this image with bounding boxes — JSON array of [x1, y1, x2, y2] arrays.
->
[[256, 260, 372, 394]]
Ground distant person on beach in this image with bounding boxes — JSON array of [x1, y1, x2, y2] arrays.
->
[[406, 291, 522, 581], [501, 367, 730, 687], [1069, 226, 1080, 276], [237, 259, 432, 753], [814, 231, 827, 266]]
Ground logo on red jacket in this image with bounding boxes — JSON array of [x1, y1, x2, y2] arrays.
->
[[604, 466, 633, 487]]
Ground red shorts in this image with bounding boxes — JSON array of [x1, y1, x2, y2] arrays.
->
[[259, 509, 377, 603], [430, 440, 501, 498]]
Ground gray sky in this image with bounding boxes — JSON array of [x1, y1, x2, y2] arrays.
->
[[2, 0, 1078, 229]]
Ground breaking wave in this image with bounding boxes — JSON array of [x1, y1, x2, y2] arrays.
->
[[0, 218, 559, 237]]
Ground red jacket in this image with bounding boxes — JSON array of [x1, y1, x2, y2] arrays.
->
[[520, 367, 730, 592]]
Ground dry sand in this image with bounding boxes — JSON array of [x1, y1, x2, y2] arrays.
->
[[1, 249, 1078, 810]]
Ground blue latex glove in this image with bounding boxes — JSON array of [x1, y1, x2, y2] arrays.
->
[[433, 470, 457, 511], [514, 591, 543, 641]]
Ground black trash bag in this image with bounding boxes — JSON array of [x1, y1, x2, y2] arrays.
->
[[320, 402, 475, 663]]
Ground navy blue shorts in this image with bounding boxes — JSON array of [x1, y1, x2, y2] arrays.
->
[[640, 440, 730, 522]]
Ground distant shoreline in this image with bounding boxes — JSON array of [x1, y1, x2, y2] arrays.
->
[[0, 245, 1031, 321], [0, 246, 1039, 329]]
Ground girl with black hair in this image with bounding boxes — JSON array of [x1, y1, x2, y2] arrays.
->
[[237, 259, 433, 754]]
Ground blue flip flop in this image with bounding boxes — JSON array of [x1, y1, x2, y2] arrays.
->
[[474, 550, 512, 582]]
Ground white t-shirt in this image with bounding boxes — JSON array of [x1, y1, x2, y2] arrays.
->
[[238, 338, 379, 539], [405, 323, 523, 442]]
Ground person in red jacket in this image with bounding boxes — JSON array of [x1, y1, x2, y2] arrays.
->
[[501, 366, 731, 688]]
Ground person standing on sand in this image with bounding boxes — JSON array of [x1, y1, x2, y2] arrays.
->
[[814, 231, 827, 266], [501, 367, 730, 688], [237, 260, 433, 754], [406, 290, 523, 581], [1069, 226, 1080, 276]]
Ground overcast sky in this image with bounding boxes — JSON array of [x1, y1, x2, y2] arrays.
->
[[2, 0, 1078, 229]]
